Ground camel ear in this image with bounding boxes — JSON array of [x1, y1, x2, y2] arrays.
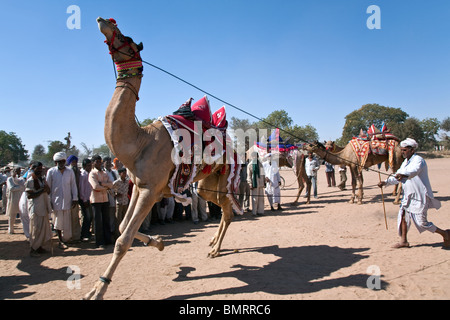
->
[[137, 42, 144, 51]]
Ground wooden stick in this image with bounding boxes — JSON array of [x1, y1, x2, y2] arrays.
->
[[378, 172, 388, 230]]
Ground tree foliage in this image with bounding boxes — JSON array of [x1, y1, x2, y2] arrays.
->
[[0, 131, 28, 165], [339, 104, 409, 144], [230, 110, 318, 146], [338, 104, 443, 150]]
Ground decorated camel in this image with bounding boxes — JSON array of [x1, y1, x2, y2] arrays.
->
[[246, 144, 311, 204], [324, 140, 402, 204], [85, 17, 242, 300], [306, 139, 403, 204]]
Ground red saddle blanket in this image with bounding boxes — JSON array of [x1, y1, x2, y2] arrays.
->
[[157, 96, 242, 214], [350, 138, 398, 171]]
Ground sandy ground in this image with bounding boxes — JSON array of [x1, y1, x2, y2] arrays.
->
[[1, 157, 449, 301]]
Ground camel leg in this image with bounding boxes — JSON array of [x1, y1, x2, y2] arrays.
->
[[83, 188, 162, 300], [291, 177, 304, 205], [393, 183, 402, 205], [356, 171, 364, 204], [208, 203, 233, 258], [348, 167, 357, 204], [392, 184, 398, 197]]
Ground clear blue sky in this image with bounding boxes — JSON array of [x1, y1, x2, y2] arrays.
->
[[1, 0, 449, 156]]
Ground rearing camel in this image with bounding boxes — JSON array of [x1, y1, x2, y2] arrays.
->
[[85, 17, 241, 300], [306, 141, 403, 204]]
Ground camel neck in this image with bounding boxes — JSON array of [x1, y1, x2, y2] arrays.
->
[[316, 147, 342, 165], [104, 74, 143, 165]]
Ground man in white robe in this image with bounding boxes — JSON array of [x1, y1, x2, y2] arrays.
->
[[6, 167, 25, 234], [46, 152, 78, 249], [263, 154, 282, 211], [378, 138, 449, 248]]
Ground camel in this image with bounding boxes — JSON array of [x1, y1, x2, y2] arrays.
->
[[324, 140, 402, 204], [85, 17, 242, 300], [246, 145, 311, 204], [306, 140, 403, 204]]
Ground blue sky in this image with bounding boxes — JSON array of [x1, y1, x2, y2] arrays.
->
[[1, 0, 449, 155]]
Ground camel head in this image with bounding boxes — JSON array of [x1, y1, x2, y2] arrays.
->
[[325, 140, 336, 151], [306, 141, 325, 152], [97, 17, 144, 63]]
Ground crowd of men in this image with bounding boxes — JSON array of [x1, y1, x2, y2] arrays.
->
[[3, 137, 447, 255]]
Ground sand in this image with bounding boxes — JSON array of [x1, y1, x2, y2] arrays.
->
[[1, 157, 449, 300]]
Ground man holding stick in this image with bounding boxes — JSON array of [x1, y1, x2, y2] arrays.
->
[[378, 138, 450, 249]]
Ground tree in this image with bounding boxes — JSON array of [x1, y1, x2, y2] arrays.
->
[[0, 131, 28, 165], [440, 117, 450, 148], [285, 124, 319, 144], [93, 144, 113, 159], [230, 117, 256, 132], [256, 110, 293, 132], [420, 118, 440, 150], [32, 144, 47, 165], [339, 104, 409, 144], [441, 117, 450, 132], [139, 117, 157, 127]]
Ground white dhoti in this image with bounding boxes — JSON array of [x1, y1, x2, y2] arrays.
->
[[398, 207, 437, 237], [30, 213, 53, 251], [265, 185, 281, 206], [251, 187, 265, 215], [53, 209, 72, 242], [19, 192, 30, 239]]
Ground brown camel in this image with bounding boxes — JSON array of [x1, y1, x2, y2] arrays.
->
[[246, 145, 311, 204], [324, 140, 402, 204], [85, 17, 241, 300], [306, 140, 403, 204]]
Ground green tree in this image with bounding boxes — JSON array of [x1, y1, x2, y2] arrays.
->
[[285, 124, 319, 144], [441, 117, 450, 132], [440, 117, 450, 148], [256, 110, 293, 132], [0, 131, 28, 165], [32, 144, 47, 165], [419, 117, 440, 150], [93, 144, 113, 159], [339, 104, 409, 144], [139, 117, 157, 127]]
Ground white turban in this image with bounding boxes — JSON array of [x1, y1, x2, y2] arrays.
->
[[400, 138, 418, 149], [53, 151, 67, 161]]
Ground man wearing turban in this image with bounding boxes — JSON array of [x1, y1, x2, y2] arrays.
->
[[378, 138, 449, 248], [46, 152, 79, 249]]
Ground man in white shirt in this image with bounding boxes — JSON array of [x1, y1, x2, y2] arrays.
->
[[305, 152, 320, 199], [378, 138, 449, 249], [46, 152, 78, 249], [263, 154, 282, 211]]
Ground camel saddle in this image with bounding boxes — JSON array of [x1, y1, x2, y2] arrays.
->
[[350, 138, 398, 172], [158, 96, 242, 214]]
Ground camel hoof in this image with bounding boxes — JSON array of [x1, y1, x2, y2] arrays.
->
[[305, 201, 310, 205], [207, 249, 220, 258], [149, 235, 164, 251], [83, 280, 108, 300], [291, 202, 298, 206]]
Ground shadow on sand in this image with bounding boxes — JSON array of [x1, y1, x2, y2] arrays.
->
[[167, 244, 383, 299]]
